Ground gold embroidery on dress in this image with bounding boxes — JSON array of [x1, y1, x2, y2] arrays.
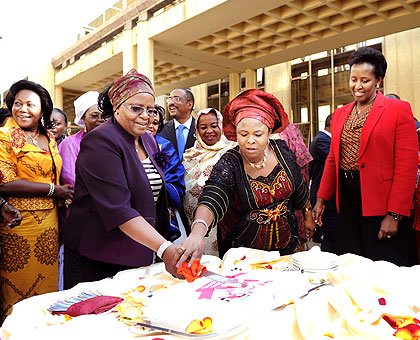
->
[[0, 233, 31, 273], [250, 168, 289, 198], [34, 227, 58, 265], [0, 274, 45, 321]]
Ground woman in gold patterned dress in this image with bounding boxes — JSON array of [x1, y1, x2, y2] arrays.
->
[[0, 80, 74, 322]]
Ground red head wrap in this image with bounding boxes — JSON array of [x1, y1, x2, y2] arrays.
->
[[108, 69, 154, 110], [223, 89, 289, 141]]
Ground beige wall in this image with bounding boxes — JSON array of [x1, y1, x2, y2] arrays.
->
[[264, 61, 292, 120], [384, 27, 420, 119]]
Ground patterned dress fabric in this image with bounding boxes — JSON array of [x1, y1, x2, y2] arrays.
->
[[277, 123, 313, 240], [339, 105, 369, 171], [0, 118, 61, 322], [198, 139, 309, 257]]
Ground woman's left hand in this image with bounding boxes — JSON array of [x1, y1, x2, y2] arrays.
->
[[378, 215, 399, 239], [173, 232, 204, 269], [304, 211, 316, 240]]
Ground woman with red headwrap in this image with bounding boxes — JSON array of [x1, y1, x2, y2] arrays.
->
[[62, 69, 181, 288], [174, 89, 315, 264]]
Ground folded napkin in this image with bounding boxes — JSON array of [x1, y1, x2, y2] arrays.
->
[[177, 259, 206, 282], [52, 296, 123, 316]]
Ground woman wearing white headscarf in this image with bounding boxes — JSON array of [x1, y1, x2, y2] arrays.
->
[[182, 108, 236, 255], [58, 91, 104, 187], [57, 91, 105, 290]]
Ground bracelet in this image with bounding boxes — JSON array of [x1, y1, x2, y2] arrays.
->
[[47, 183, 55, 197], [157, 240, 173, 259], [191, 219, 209, 233], [303, 201, 312, 213]]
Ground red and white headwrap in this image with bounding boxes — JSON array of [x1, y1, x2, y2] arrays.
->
[[108, 69, 154, 110], [223, 89, 289, 141]]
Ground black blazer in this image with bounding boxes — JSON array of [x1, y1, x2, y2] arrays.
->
[[309, 131, 336, 211], [158, 117, 196, 156]]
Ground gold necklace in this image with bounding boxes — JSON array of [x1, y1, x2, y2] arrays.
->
[[26, 131, 40, 149], [356, 93, 377, 115], [242, 149, 268, 170]]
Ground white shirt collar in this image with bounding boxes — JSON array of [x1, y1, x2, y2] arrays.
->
[[174, 115, 193, 130], [322, 130, 332, 138]]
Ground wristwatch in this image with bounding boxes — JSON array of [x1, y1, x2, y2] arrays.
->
[[388, 212, 402, 221]]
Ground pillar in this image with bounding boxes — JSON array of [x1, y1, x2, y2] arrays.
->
[[229, 72, 240, 100], [190, 84, 207, 114], [264, 62, 292, 115], [123, 23, 135, 74], [245, 68, 257, 90], [55, 86, 63, 110], [137, 19, 154, 84]]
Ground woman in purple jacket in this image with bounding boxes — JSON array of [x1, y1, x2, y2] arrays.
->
[[63, 69, 180, 288]]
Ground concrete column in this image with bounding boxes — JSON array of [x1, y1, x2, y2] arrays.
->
[[384, 29, 420, 120], [190, 84, 207, 115], [137, 20, 154, 84], [245, 68, 257, 90], [229, 72, 240, 100], [55, 86, 63, 109], [123, 24, 135, 74], [29, 57, 56, 103], [264, 62, 292, 116]]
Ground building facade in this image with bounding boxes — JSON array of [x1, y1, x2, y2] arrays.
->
[[19, 0, 420, 141]]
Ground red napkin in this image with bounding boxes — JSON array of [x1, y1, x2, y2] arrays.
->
[[52, 296, 123, 316], [177, 259, 206, 283]]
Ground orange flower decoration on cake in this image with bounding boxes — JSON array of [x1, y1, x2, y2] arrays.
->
[[185, 317, 213, 334], [177, 259, 206, 283]]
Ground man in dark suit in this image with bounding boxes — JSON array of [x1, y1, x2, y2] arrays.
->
[[159, 88, 196, 158], [309, 114, 342, 254]]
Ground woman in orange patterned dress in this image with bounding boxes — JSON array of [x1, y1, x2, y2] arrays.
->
[[0, 80, 74, 322]]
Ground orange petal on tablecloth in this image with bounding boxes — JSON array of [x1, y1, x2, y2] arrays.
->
[[185, 317, 213, 334], [177, 259, 206, 283]]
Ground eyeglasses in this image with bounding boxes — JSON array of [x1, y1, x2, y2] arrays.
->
[[166, 96, 186, 104], [86, 113, 106, 121], [122, 103, 157, 117]]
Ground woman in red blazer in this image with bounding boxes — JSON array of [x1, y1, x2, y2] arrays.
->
[[313, 47, 418, 266]]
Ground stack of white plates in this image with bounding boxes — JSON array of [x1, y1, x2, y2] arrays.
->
[[291, 246, 338, 273]]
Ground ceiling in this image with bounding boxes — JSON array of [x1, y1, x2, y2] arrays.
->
[[57, 0, 420, 97]]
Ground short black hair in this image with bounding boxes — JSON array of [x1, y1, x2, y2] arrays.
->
[[349, 47, 387, 79], [0, 108, 11, 126], [52, 108, 68, 124], [155, 104, 165, 133], [5, 79, 54, 130], [184, 89, 195, 108], [325, 114, 333, 128]]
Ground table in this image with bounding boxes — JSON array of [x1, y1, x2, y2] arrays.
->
[[1, 247, 420, 340]]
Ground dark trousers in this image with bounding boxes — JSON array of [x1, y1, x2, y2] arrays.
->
[[320, 210, 342, 255], [64, 246, 135, 290], [339, 170, 415, 267]]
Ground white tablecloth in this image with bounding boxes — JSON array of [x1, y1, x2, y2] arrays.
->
[[1, 248, 420, 340]]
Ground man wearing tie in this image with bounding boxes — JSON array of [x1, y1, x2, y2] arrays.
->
[[159, 88, 196, 158]]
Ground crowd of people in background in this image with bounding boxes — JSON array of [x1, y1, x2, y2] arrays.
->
[[0, 47, 419, 322]]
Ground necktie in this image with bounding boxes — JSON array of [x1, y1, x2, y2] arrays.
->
[[177, 125, 186, 158]]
